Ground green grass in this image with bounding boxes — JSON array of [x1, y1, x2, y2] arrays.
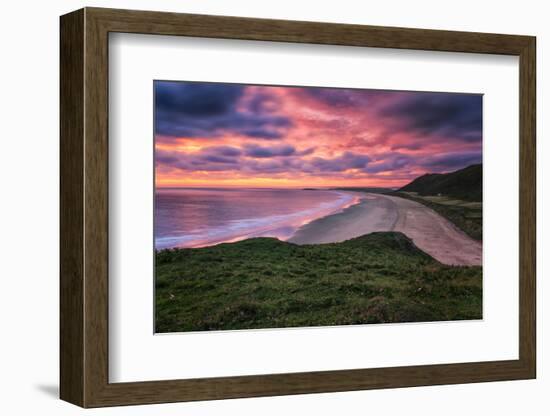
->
[[155, 232, 482, 332], [392, 192, 482, 241]]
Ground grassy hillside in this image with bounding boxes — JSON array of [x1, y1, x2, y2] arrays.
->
[[156, 232, 482, 332], [399, 164, 482, 202]]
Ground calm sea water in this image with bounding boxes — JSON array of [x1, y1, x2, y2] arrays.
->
[[155, 188, 358, 249]]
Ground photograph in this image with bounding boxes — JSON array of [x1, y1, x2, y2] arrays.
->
[[153, 80, 483, 333], [51, 4, 537, 409]]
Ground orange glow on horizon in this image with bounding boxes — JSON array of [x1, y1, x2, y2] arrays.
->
[[155, 173, 410, 189]]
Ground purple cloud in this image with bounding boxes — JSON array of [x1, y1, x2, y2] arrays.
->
[[244, 144, 296, 158], [155, 81, 292, 140], [308, 152, 371, 172], [418, 152, 482, 171], [380, 93, 483, 143]]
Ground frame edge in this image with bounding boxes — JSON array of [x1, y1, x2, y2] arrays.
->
[[518, 36, 537, 379], [60, 8, 86, 408]]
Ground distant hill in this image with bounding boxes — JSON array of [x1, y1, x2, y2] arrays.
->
[[398, 164, 482, 202]]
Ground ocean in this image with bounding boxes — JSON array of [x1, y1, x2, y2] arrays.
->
[[155, 188, 359, 249]]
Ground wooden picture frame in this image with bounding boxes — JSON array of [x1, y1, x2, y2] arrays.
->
[[60, 7, 536, 408]]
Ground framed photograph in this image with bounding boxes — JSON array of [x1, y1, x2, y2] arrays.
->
[[60, 7, 536, 408]]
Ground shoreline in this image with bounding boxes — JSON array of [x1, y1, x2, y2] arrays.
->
[[288, 193, 482, 266], [288, 193, 395, 245], [155, 189, 362, 250], [156, 191, 482, 266]]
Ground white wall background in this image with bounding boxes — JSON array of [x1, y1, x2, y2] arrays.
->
[[0, 0, 546, 414]]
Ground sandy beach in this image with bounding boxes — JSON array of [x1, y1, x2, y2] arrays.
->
[[289, 192, 482, 266]]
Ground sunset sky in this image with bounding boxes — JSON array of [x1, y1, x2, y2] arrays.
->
[[154, 81, 482, 188]]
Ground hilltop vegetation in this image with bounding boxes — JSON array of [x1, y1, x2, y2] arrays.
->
[[156, 232, 482, 332], [398, 164, 482, 202]]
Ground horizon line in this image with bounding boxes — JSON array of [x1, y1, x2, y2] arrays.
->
[[155, 185, 399, 189]]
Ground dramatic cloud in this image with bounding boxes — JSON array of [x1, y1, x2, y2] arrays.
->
[[156, 148, 373, 176], [300, 88, 380, 108], [244, 144, 296, 158], [363, 153, 414, 174], [380, 93, 483, 143], [309, 152, 371, 172], [154, 81, 482, 188], [155, 81, 292, 140]]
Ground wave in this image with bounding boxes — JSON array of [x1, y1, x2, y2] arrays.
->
[[155, 191, 360, 249]]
